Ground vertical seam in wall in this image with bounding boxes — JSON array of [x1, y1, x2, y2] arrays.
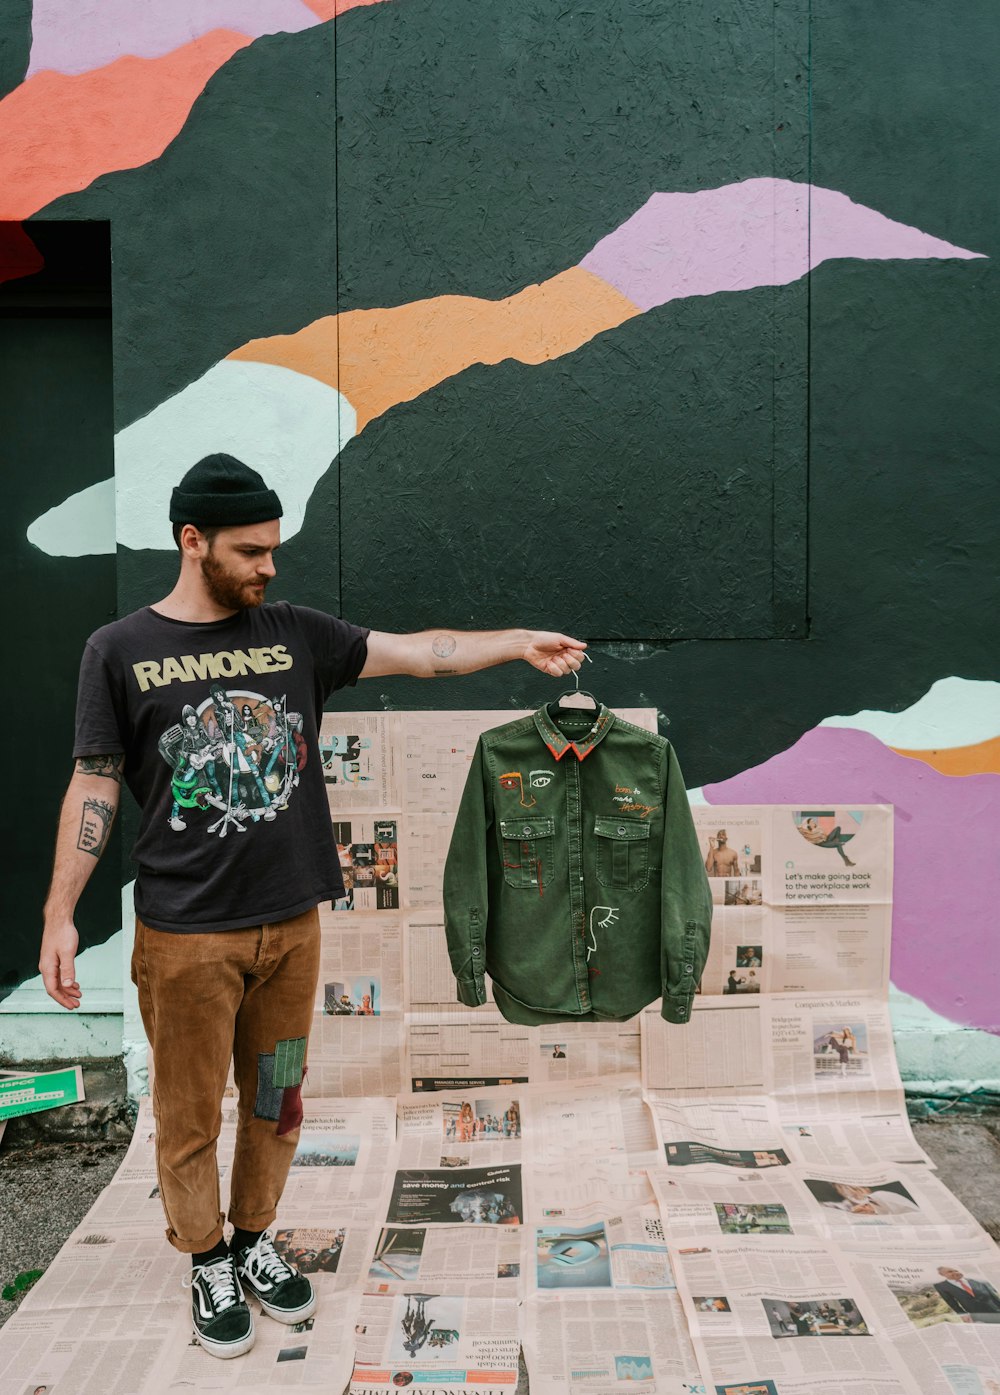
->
[[334, 15, 343, 614], [805, 0, 813, 635]]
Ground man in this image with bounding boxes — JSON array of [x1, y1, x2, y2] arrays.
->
[[39, 454, 585, 1361], [705, 829, 740, 877], [933, 1266, 1000, 1320]]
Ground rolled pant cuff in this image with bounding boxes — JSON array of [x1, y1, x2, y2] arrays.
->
[[166, 1214, 226, 1255], [228, 1206, 279, 1233]]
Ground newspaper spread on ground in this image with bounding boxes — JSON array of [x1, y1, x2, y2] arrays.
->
[[3, 716, 998, 1395]]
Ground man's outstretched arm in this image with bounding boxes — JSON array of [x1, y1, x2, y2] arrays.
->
[[40, 754, 123, 1010], [359, 628, 587, 680]]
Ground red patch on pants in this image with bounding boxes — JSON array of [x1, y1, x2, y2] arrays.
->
[[276, 1070, 305, 1136]]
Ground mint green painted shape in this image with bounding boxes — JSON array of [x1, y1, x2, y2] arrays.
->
[[0, 929, 124, 1013], [26, 476, 115, 556], [822, 677, 1000, 749], [273, 1035, 307, 1087], [0, 1065, 84, 1121]]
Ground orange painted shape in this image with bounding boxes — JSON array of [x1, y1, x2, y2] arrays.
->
[[891, 735, 1000, 777], [228, 267, 640, 429], [0, 31, 252, 220], [303, 0, 396, 17]]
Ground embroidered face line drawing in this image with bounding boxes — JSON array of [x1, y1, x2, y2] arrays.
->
[[529, 769, 554, 788], [586, 905, 619, 960], [499, 770, 535, 807]]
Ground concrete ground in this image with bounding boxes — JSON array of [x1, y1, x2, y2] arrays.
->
[[2, 1118, 1000, 1331]]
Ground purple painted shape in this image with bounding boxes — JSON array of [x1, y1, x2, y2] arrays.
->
[[580, 178, 983, 312], [27, 0, 320, 78], [703, 727, 1000, 1035]]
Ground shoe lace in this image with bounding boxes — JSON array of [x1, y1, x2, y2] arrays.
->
[[242, 1232, 295, 1286], [184, 1256, 242, 1311]]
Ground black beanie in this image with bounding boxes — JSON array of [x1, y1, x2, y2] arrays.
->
[[169, 454, 283, 526]]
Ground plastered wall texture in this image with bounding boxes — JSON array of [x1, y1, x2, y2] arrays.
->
[[1, 1, 998, 1071]]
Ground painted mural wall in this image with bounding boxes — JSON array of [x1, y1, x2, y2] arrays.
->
[[1, 1, 997, 1074]]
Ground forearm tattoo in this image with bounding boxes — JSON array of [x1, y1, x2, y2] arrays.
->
[[432, 633, 458, 674], [77, 798, 115, 858], [76, 753, 124, 783]]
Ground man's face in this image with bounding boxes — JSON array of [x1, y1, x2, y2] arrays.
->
[[939, 1267, 964, 1281], [196, 521, 281, 610]]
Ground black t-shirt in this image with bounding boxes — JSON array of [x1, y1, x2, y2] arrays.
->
[[74, 601, 370, 932]]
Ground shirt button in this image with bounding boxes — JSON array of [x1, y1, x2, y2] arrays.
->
[[522, 826, 531, 835], [472, 948, 481, 957], [685, 965, 693, 973], [618, 826, 626, 835]]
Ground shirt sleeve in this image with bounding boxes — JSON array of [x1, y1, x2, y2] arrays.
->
[[659, 740, 714, 1024], [443, 736, 491, 1007], [73, 641, 128, 758], [293, 605, 371, 698]]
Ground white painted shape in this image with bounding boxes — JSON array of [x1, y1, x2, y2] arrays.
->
[[821, 676, 1000, 749], [26, 475, 116, 556], [25, 361, 357, 557], [116, 360, 356, 550], [1, 929, 124, 1013], [686, 786, 707, 805]]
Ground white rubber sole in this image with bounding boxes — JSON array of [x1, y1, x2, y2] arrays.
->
[[193, 1323, 256, 1359], [254, 1288, 318, 1325]]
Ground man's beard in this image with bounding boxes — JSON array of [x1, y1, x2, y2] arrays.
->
[[202, 549, 268, 610]]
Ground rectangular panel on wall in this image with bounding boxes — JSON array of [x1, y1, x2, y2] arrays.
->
[[335, 0, 809, 640]]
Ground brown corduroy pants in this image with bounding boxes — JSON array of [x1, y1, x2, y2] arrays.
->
[[131, 907, 321, 1253]]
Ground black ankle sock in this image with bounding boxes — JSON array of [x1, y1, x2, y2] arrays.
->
[[230, 1227, 264, 1256], [193, 1238, 229, 1268]]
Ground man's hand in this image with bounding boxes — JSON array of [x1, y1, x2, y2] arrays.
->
[[522, 632, 587, 677], [39, 920, 82, 1010]]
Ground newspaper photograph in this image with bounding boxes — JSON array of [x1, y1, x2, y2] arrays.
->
[[522, 1290, 704, 1395], [397, 1091, 523, 1169], [320, 711, 401, 809], [350, 1291, 520, 1388], [528, 1204, 673, 1293], [385, 1165, 523, 1227], [328, 812, 403, 911]]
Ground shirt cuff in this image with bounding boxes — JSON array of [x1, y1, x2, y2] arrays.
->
[[455, 976, 487, 1008], [661, 993, 694, 1025]]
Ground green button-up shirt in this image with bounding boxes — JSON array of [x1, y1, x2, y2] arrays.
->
[[443, 704, 712, 1026]]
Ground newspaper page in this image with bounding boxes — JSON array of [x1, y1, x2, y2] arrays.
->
[[642, 996, 766, 1096], [522, 1291, 704, 1395], [671, 1234, 913, 1395], [696, 805, 893, 998], [848, 1238, 1000, 1395], [650, 1165, 986, 1247], [350, 1291, 520, 1394], [406, 1006, 640, 1093], [764, 992, 931, 1167], [520, 1078, 658, 1217], [308, 906, 404, 1096]]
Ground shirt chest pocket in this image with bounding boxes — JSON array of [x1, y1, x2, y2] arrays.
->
[[594, 816, 652, 891], [498, 817, 555, 891]]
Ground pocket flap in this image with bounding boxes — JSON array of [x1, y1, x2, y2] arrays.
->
[[499, 817, 555, 840], [594, 815, 651, 841]]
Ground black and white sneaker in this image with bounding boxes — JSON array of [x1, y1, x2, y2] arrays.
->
[[234, 1231, 317, 1324], [184, 1253, 255, 1359]]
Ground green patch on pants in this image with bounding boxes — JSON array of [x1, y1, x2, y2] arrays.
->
[[273, 1036, 307, 1088]]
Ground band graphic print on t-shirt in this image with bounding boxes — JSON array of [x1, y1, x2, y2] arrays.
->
[[157, 683, 305, 838]]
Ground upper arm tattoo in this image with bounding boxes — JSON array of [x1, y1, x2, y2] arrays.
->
[[76, 754, 124, 782], [77, 798, 116, 858]]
